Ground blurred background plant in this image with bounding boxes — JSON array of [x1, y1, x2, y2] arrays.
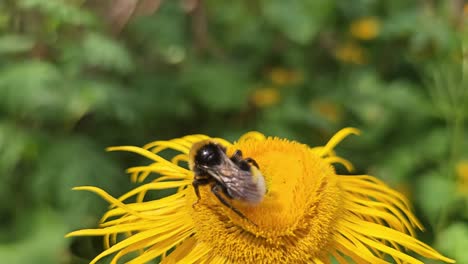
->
[[0, 0, 467, 263]]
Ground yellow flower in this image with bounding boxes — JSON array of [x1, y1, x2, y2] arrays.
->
[[269, 67, 304, 86], [456, 160, 468, 194], [334, 42, 367, 65], [250, 87, 280, 108], [310, 100, 343, 123], [67, 128, 455, 264], [349, 17, 380, 40]]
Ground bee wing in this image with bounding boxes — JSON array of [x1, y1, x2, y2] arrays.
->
[[209, 160, 265, 204]]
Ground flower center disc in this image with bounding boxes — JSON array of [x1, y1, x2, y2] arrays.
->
[[187, 138, 343, 262]]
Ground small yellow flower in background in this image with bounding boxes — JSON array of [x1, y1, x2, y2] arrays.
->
[[350, 17, 380, 40], [250, 87, 280, 108], [456, 160, 468, 194], [310, 100, 343, 123], [334, 42, 367, 65], [67, 128, 455, 264], [268, 67, 304, 86]]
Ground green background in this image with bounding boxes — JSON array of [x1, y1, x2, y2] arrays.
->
[[1, 1, 467, 263]]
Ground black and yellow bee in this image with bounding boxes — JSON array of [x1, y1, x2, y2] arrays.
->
[[189, 140, 266, 224]]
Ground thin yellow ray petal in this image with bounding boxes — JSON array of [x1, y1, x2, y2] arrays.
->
[[111, 180, 190, 204], [333, 237, 378, 264], [340, 220, 397, 263], [143, 140, 177, 151], [343, 185, 408, 211], [175, 241, 211, 264], [318, 127, 360, 157], [344, 201, 407, 232], [334, 229, 387, 264], [357, 235, 423, 264], [100, 206, 187, 227], [100, 215, 169, 229], [101, 204, 186, 225], [237, 131, 266, 142], [344, 175, 412, 208], [343, 183, 412, 217], [143, 141, 191, 154], [137, 174, 188, 185], [137, 171, 188, 183], [182, 135, 211, 144], [161, 237, 197, 264], [71, 186, 153, 220], [171, 137, 196, 147], [310, 147, 338, 157], [342, 184, 423, 231], [211, 137, 233, 147], [127, 164, 188, 175], [136, 191, 147, 203], [313, 257, 331, 264], [88, 219, 191, 264], [343, 219, 455, 263], [68, 214, 186, 237], [202, 254, 227, 264], [331, 251, 349, 264], [172, 154, 189, 166], [343, 197, 414, 235], [110, 234, 169, 264], [111, 233, 117, 247], [106, 146, 189, 173], [125, 226, 194, 264], [102, 204, 183, 227], [146, 145, 171, 155], [104, 234, 111, 249], [130, 169, 148, 182], [124, 176, 185, 199], [144, 137, 195, 153], [134, 184, 189, 204], [314, 258, 325, 264], [324, 156, 355, 172], [346, 175, 419, 217]]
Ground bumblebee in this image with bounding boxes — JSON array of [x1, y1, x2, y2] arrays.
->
[[189, 140, 266, 224]]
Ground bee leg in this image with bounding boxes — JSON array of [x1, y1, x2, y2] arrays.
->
[[192, 178, 211, 207], [211, 184, 257, 226], [244, 157, 260, 169], [230, 150, 243, 164], [231, 150, 254, 171], [192, 181, 201, 200]]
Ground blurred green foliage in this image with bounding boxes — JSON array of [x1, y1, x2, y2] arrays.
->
[[1, 0, 467, 263]]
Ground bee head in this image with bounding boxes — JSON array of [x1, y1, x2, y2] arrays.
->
[[195, 142, 223, 167]]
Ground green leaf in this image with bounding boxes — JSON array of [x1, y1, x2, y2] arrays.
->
[[434, 222, 468, 263], [18, 0, 95, 26], [130, 2, 186, 64], [0, 122, 37, 211], [415, 128, 449, 161], [62, 79, 116, 124], [88, 80, 140, 125], [416, 172, 456, 223], [0, 208, 68, 264], [30, 136, 127, 228], [0, 122, 32, 175], [80, 33, 134, 73], [0, 61, 66, 121], [0, 34, 35, 54], [261, 0, 335, 44], [182, 63, 250, 111]]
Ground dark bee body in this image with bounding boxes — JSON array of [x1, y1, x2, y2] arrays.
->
[[189, 140, 266, 224]]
